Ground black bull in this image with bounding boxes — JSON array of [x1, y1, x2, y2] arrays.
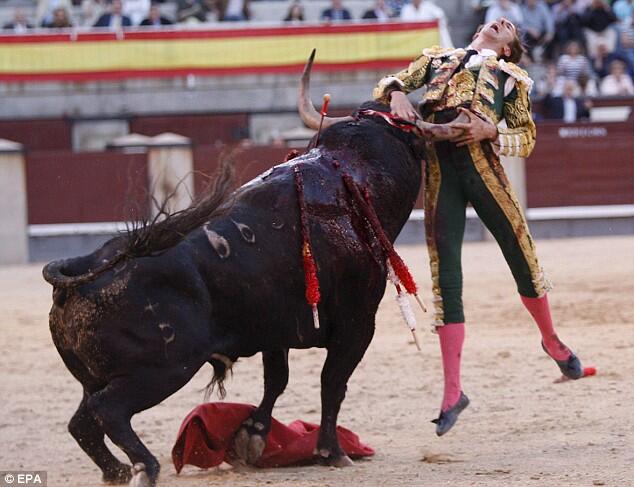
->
[[43, 54, 460, 485]]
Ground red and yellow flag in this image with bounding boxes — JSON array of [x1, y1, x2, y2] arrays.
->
[[0, 22, 439, 81]]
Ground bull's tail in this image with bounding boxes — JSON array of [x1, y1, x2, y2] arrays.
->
[[204, 354, 235, 401], [42, 157, 235, 289]]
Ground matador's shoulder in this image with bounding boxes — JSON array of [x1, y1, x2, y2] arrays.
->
[[421, 45, 464, 58], [498, 59, 534, 93]]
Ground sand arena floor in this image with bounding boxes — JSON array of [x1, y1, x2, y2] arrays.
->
[[1, 236, 633, 487]]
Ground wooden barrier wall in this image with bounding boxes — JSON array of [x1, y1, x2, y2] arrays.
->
[[193, 145, 293, 193], [0, 119, 72, 151], [22, 118, 634, 225], [26, 150, 148, 224], [526, 121, 634, 208], [130, 113, 249, 147]]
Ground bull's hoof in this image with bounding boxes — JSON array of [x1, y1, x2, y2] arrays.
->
[[233, 426, 266, 465], [316, 448, 354, 467], [128, 463, 153, 487], [102, 463, 132, 484]]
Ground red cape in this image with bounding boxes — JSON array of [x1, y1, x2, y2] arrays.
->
[[172, 402, 374, 471]]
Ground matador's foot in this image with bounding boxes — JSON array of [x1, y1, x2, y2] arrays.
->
[[542, 341, 583, 380], [432, 391, 470, 436]]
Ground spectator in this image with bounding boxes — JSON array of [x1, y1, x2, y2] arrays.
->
[[42, 7, 73, 27], [612, 0, 634, 24], [140, 3, 173, 25], [94, 0, 133, 28], [36, 0, 72, 27], [471, 0, 495, 27], [581, 0, 618, 57], [400, 0, 453, 47], [363, 0, 393, 20], [617, 18, 634, 69], [577, 71, 599, 95], [124, 0, 151, 25], [80, 0, 107, 26], [599, 59, 634, 94], [3, 8, 33, 33], [534, 62, 566, 97], [283, 1, 305, 22], [176, 0, 215, 23], [557, 40, 594, 80], [592, 40, 634, 77], [550, 0, 586, 58], [520, 0, 555, 61], [543, 79, 592, 121], [321, 0, 352, 21], [485, 0, 523, 27], [218, 0, 250, 21]]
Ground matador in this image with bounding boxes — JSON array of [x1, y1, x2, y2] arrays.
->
[[373, 18, 584, 436]]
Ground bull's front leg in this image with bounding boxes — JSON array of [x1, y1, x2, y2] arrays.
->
[[316, 318, 375, 467], [234, 349, 289, 465]]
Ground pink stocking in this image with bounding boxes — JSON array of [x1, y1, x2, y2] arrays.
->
[[521, 294, 571, 361], [437, 322, 465, 412]]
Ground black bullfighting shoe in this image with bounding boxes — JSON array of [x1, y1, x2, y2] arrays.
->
[[542, 341, 583, 380], [431, 392, 470, 437]]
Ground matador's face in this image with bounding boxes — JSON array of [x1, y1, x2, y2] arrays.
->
[[477, 18, 517, 53]]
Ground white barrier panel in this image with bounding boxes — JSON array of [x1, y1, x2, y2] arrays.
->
[[0, 139, 28, 265]]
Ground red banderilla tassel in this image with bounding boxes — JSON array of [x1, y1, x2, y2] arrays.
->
[[316, 93, 331, 146], [294, 165, 321, 329]]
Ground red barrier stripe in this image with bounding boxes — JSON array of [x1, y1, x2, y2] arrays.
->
[[0, 59, 414, 82]]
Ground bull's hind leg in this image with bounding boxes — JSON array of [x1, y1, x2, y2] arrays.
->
[[87, 365, 202, 486], [317, 317, 375, 467], [234, 350, 289, 465], [69, 392, 132, 484]]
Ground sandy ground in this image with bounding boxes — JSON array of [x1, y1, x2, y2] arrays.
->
[[1, 236, 633, 487]]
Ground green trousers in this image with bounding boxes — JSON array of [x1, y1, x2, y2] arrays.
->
[[424, 137, 549, 325]]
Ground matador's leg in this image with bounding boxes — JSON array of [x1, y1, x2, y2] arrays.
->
[[425, 142, 470, 434], [463, 143, 582, 379]]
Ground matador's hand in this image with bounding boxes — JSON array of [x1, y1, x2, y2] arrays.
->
[[447, 107, 498, 147], [390, 91, 419, 122]]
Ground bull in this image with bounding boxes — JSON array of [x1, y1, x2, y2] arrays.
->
[[43, 51, 462, 486]]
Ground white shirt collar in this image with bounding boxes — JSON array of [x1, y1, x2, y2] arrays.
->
[[464, 45, 498, 69], [466, 45, 498, 58]]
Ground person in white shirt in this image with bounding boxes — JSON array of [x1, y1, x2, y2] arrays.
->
[[600, 59, 634, 95], [124, 0, 150, 25], [400, 0, 453, 47]]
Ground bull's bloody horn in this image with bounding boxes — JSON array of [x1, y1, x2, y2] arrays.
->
[[298, 51, 353, 130]]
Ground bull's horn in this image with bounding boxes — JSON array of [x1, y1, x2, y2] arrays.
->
[[298, 49, 353, 130], [42, 254, 124, 288]]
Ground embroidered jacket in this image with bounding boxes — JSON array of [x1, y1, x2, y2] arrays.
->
[[372, 46, 536, 158]]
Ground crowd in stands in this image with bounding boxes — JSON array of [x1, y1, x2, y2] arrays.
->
[[3, 0, 634, 114]]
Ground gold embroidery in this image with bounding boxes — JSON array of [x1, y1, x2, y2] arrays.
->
[[433, 69, 477, 110], [467, 143, 546, 296], [498, 82, 536, 157], [470, 58, 501, 124], [424, 148, 445, 325], [373, 54, 431, 104], [472, 101, 498, 125], [423, 56, 463, 103], [481, 86, 495, 104]]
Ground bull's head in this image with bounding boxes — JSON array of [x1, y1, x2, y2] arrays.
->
[[297, 49, 466, 140]]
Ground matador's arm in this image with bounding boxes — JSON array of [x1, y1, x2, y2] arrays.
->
[[372, 53, 432, 105], [494, 77, 537, 158]]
